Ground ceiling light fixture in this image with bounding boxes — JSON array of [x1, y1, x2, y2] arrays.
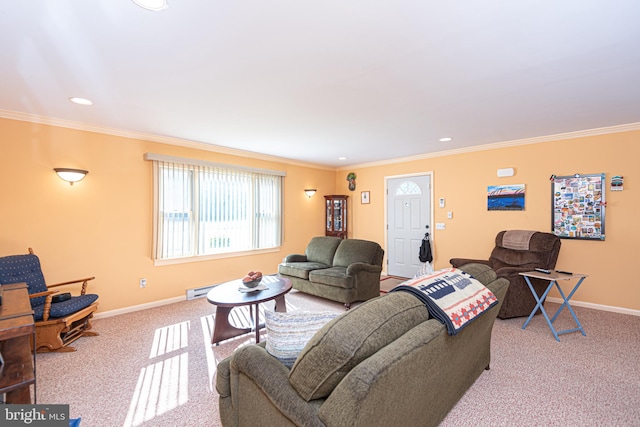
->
[[132, 0, 168, 11], [54, 168, 89, 185], [439, 137, 453, 142], [338, 157, 347, 161], [69, 97, 93, 106]]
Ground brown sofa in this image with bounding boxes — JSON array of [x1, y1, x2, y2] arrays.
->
[[216, 263, 509, 427], [450, 230, 561, 319], [278, 236, 384, 309]]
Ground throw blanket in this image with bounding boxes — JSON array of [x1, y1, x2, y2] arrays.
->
[[502, 230, 536, 250], [390, 268, 498, 335]]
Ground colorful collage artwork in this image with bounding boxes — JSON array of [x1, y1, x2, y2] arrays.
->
[[552, 173, 605, 240]]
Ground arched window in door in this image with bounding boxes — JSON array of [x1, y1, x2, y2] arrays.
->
[[395, 181, 422, 195]]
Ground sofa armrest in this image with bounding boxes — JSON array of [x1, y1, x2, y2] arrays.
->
[[346, 262, 382, 276], [216, 355, 232, 398], [450, 258, 491, 268], [227, 344, 323, 426], [285, 254, 307, 263], [486, 277, 510, 301]]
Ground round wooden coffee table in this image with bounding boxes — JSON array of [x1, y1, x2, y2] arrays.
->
[[206, 275, 292, 345]]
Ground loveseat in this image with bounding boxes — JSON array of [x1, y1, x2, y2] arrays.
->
[[278, 236, 384, 309], [216, 263, 509, 427]]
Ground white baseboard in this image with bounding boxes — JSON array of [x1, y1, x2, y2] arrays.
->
[[94, 295, 186, 319], [92, 294, 640, 320], [546, 297, 640, 317]]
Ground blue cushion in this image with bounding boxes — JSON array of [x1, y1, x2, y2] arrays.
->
[[0, 253, 48, 307], [1, 252, 98, 320], [32, 294, 98, 321]]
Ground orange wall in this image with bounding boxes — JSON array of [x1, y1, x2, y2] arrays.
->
[[0, 117, 333, 313], [2, 116, 638, 313], [342, 130, 639, 312]]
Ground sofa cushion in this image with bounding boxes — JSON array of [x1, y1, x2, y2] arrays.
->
[[308, 267, 352, 289], [265, 310, 340, 368], [289, 292, 430, 401], [278, 262, 330, 280], [305, 236, 343, 266], [332, 239, 382, 268]]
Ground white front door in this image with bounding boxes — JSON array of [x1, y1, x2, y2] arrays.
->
[[386, 174, 432, 278]]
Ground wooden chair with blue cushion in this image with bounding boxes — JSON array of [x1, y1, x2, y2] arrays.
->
[[0, 248, 99, 353]]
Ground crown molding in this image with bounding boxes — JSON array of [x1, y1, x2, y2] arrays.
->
[[338, 122, 640, 171], [0, 109, 334, 172], [2, 108, 637, 173]]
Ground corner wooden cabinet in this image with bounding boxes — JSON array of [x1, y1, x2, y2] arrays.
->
[[0, 282, 36, 404], [325, 195, 348, 239]]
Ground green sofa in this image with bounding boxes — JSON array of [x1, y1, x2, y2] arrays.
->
[[278, 236, 384, 309], [216, 263, 509, 427]]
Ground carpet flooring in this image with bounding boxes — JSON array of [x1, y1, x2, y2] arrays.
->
[[379, 275, 409, 293], [35, 288, 640, 427]]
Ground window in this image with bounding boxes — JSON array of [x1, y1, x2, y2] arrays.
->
[[395, 181, 422, 195], [145, 153, 285, 262]]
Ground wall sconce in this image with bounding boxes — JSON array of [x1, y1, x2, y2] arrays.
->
[[54, 168, 88, 185], [304, 189, 317, 198], [497, 167, 515, 178]]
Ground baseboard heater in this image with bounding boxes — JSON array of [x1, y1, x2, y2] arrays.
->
[[186, 284, 216, 300]]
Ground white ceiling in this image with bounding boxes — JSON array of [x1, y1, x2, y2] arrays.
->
[[2, 1, 639, 168]]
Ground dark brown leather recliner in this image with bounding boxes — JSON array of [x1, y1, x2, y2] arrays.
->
[[450, 230, 561, 319]]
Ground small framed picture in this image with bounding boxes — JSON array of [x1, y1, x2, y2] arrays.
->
[[361, 191, 370, 204]]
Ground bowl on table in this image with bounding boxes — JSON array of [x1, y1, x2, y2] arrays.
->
[[241, 271, 263, 288], [242, 278, 262, 288]]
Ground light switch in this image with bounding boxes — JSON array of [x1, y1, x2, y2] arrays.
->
[[447, 211, 453, 219], [439, 198, 445, 208], [436, 223, 446, 230]]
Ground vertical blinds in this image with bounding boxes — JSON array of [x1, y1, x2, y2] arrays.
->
[[146, 153, 284, 261]]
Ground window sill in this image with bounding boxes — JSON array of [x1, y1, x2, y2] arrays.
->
[[153, 247, 281, 267]]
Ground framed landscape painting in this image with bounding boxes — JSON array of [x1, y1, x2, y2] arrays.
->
[[487, 184, 525, 211]]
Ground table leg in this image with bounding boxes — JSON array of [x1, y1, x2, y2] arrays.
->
[[550, 277, 585, 322], [274, 294, 287, 313], [255, 303, 260, 343], [212, 306, 253, 346], [521, 277, 557, 341], [549, 278, 586, 337]]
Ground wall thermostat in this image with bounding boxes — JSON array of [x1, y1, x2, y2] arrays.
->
[[497, 168, 515, 177]]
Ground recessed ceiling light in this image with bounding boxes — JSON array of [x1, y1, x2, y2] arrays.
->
[[439, 137, 453, 142], [69, 97, 93, 106], [132, 0, 168, 11], [338, 157, 347, 161]]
